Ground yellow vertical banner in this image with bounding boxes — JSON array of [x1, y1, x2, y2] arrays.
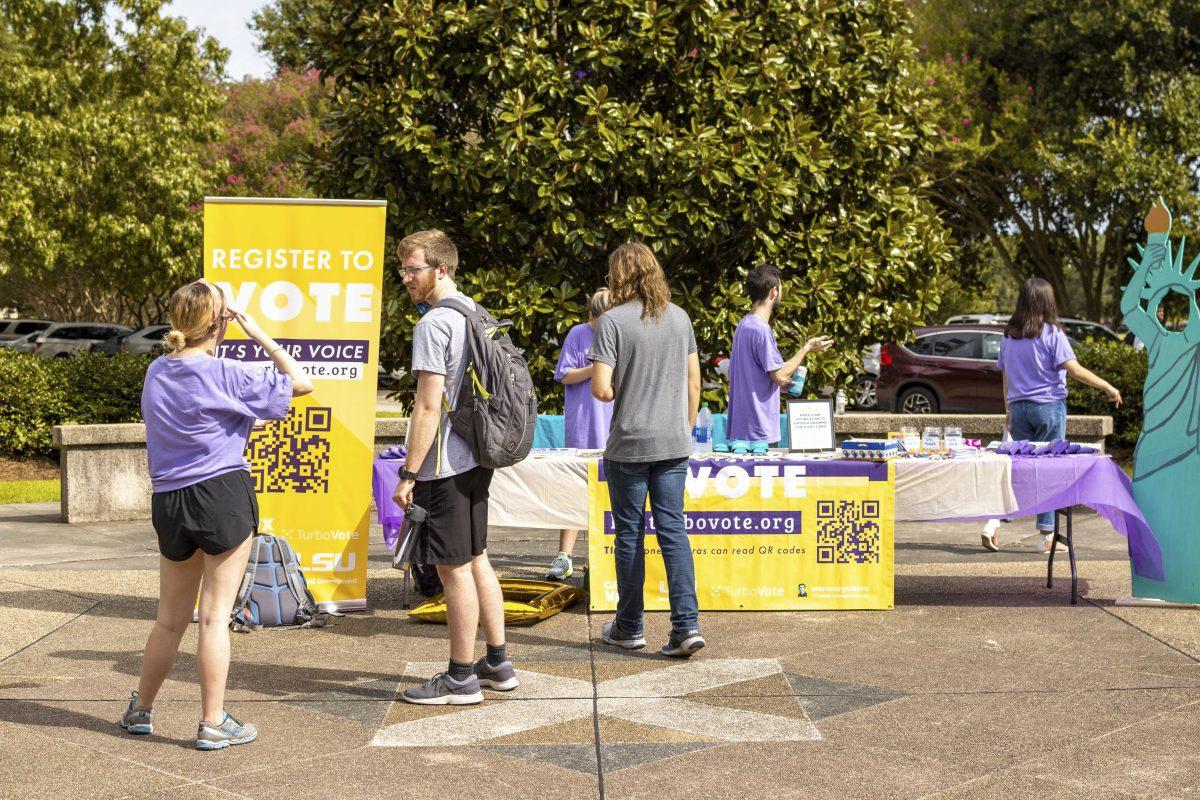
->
[[587, 457, 895, 611], [203, 198, 387, 611]]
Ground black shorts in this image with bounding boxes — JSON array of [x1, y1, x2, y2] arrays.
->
[[151, 469, 258, 562], [411, 467, 494, 566]]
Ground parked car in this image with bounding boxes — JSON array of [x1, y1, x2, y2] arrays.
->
[[0, 319, 52, 343], [877, 325, 1008, 414], [945, 313, 1121, 344], [33, 322, 134, 358], [1, 331, 42, 353], [121, 324, 170, 356]]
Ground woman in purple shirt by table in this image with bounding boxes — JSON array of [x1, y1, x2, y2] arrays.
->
[[546, 289, 613, 580], [994, 278, 1122, 552], [119, 279, 312, 750]]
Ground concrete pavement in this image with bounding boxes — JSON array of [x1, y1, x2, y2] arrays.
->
[[1, 501, 1198, 799]]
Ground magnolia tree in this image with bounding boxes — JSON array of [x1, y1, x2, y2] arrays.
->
[[254, 0, 954, 408]]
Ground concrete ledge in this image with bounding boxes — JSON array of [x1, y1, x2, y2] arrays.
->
[[53, 418, 409, 523], [55, 413, 1110, 524]]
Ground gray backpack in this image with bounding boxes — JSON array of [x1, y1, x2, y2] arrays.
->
[[435, 296, 537, 469], [230, 535, 325, 631]]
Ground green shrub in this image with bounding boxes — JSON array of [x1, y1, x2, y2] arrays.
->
[[1067, 341, 1146, 449], [0, 351, 149, 458]]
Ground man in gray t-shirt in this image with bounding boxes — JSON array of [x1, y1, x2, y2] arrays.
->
[[410, 292, 479, 479], [588, 241, 706, 659], [392, 229, 513, 707], [588, 301, 698, 461]]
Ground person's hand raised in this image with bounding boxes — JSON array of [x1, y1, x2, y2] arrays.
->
[[804, 336, 835, 353], [225, 303, 266, 342]]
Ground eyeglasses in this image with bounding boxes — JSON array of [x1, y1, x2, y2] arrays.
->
[[400, 264, 435, 279]]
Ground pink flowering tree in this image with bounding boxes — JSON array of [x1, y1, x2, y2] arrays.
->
[[206, 69, 330, 199]]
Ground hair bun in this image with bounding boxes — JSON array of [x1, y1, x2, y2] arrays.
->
[[163, 330, 187, 353]]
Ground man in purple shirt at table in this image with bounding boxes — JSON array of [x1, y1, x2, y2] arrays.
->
[[547, 288, 614, 580], [726, 264, 832, 452]]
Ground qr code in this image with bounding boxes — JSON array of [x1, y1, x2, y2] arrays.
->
[[246, 406, 332, 494], [815, 500, 881, 564]]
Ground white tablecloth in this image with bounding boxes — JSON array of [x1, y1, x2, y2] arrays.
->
[[489, 452, 1018, 529]]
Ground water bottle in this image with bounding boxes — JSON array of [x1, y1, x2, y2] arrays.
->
[[787, 365, 808, 397], [692, 404, 714, 452], [835, 389, 847, 415]]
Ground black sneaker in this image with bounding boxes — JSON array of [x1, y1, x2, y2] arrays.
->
[[601, 620, 646, 650], [473, 657, 520, 691], [401, 672, 484, 705], [661, 629, 705, 658]]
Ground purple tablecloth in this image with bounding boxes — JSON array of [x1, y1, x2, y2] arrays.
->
[[372, 453, 1165, 583], [949, 455, 1164, 582]]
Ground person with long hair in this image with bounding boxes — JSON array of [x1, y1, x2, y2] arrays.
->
[[121, 279, 312, 749], [992, 277, 1122, 552], [588, 242, 705, 657], [548, 288, 614, 580]]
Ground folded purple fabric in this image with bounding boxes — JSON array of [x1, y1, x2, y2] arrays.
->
[[380, 444, 407, 460]]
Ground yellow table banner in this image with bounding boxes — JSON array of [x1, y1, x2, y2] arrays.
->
[[204, 197, 387, 611], [588, 457, 895, 611]]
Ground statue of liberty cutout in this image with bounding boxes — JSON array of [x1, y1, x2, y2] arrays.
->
[[1122, 199, 1200, 605]]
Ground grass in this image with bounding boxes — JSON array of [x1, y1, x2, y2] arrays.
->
[[0, 479, 60, 504], [376, 411, 407, 418]]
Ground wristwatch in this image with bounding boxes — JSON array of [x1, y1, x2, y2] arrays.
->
[[398, 468, 420, 482]]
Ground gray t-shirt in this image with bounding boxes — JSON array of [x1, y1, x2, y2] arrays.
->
[[588, 301, 697, 462], [409, 291, 479, 480]]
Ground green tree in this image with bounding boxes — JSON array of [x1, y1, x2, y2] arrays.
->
[[250, 0, 330, 73], [291, 0, 952, 409], [913, 0, 1200, 323], [207, 69, 332, 199], [0, 0, 227, 326]]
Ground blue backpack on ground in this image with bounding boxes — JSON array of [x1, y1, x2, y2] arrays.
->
[[230, 535, 326, 631]]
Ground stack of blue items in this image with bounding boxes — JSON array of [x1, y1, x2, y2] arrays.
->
[[994, 438, 1096, 456], [379, 444, 407, 460]]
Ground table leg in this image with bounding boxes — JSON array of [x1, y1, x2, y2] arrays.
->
[[1046, 508, 1078, 605]]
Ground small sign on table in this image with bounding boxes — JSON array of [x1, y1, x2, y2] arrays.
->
[[787, 398, 836, 452]]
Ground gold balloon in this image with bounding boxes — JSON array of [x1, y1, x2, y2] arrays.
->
[[408, 578, 584, 626]]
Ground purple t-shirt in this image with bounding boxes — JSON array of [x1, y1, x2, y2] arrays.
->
[[997, 324, 1076, 404], [554, 323, 612, 449], [727, 314, 786, 442], [141, 355, 293, 492]]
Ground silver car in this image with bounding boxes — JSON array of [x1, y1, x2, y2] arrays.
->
[[0, 319, 52, 343], [120, 324, 171, 356], [33, 322, 134, 358], [1, 331, 42, 353]]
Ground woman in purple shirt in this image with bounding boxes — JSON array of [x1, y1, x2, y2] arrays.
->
[[120, 279, 312, 750], [547, 289, 613, 580], [993, 278, 1122, 552]]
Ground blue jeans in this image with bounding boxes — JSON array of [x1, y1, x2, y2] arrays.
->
[[1009, 399, 1067, 531], [605, 457, 699, 634]]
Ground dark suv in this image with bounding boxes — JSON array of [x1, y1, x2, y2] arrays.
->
[[876, 326, 1006, 413]]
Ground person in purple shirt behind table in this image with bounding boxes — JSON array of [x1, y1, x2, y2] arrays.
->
[[119, 279, 312, 750], [991, 277, 1122, 553], [547, 288, 614, 580], [726, 264, 833, 453]]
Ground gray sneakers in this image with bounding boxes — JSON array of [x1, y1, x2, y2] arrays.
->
[[118, 691, 153, 735], [601, 620, 647, 650], [196, 711, 258, 751], [473, 657, 520, 691], [402, 672, 484, 705], [546, 553, 573, 581], [662, 629, 706, 658]]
